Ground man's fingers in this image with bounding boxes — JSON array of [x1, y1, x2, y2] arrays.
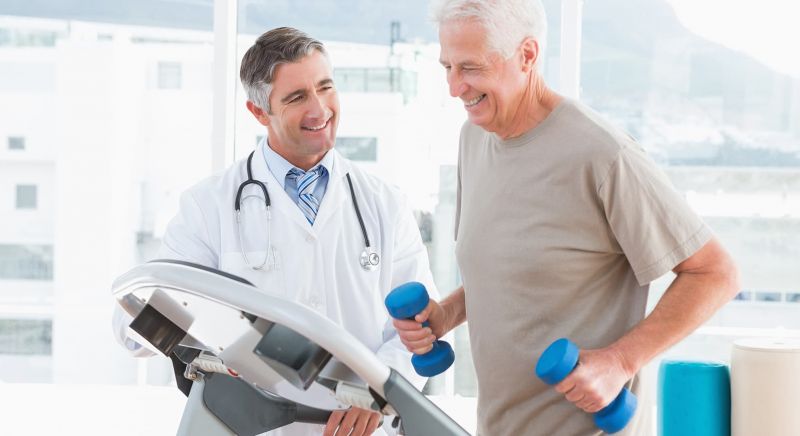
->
[[350, 409, 382, 436], [404, 333, 435, 347], [584, 402, 603, 413], [392, 318, 423, 331], [554, 376, 576, 394], [323, 410, 345, 436], [334, 408, 358, 436], [396, 325, 433, 339], [576, 399, 596, 412], [350, 410, 370, 436], [414, 303, 433, 323], [412, 343, 434, 354], [565, 389, 584, 403], [366, 412, 383, 434]]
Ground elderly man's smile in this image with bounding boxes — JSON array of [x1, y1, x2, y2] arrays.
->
[[464, 94, 487, 108]]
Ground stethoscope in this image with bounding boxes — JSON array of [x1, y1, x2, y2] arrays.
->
[[234, 151, 380, 272]]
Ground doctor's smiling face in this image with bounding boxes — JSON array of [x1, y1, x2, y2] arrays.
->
[[247, 50, 339, 171]]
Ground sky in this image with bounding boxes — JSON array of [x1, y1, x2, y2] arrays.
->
[[667, 0, 800, 77]]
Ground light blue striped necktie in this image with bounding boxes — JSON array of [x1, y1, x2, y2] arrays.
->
[[288, 167, 323, 224]]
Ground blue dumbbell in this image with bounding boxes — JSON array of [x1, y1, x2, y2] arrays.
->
[[535, 338, 637, 434], [385, 282, 455, 377]]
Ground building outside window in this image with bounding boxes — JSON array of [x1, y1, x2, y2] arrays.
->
[[15, 184, 37, 209], [335, 137, 377, 162], [0, 319, 52, 355], [334, 67, 417, 101], [0, 244, 53, 280], [8, 136, 25, 150], [157, 61, 182, 89]]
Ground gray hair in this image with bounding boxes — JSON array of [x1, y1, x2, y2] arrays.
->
[[240, 27, 327, 113], [431, 0, 547, 61]]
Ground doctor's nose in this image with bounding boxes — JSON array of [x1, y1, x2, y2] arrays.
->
[[306, 94, 331, 120]]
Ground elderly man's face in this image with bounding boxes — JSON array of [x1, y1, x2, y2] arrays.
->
[[258, 50, 340, 169], [439, 20, 527, 134]]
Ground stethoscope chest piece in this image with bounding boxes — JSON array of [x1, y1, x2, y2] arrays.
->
[[360, 248, 380, 271]]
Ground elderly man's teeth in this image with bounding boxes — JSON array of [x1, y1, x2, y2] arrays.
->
[[465, 94, 486, 107]]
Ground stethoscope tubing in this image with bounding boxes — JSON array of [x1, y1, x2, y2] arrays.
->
[[235, 150, 378, 270]]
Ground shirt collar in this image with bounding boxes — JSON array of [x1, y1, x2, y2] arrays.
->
[[262, 137, 335, 189]]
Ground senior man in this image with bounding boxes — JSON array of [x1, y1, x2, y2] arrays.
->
[[393, 1, 740, 435]]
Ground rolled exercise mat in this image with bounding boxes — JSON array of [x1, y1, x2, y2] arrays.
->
[[731, 338, 800, 436], [658, 360, 730, 436]]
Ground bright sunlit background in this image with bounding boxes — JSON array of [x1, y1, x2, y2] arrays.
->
[[1, 0, 799, 434]]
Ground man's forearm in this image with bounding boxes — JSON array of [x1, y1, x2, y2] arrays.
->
[[441, 286, 467, 335], [610, 261, 739, 376]]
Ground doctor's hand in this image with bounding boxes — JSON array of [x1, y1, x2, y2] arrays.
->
[[554, 347, 634, 413], [323, 407, 382, 436], [392, 299, 447, 355]]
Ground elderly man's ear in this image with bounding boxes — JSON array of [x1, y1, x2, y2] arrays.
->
[[519, 38, 540, 72]]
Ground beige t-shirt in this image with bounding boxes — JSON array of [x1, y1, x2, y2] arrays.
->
[[454, 99, 712, 436]]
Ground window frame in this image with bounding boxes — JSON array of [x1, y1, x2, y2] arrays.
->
[[8, 136, 25, 151], [15, 184, 38, 210]]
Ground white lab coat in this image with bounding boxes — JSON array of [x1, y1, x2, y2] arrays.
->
[[114, 144, 437, 436]]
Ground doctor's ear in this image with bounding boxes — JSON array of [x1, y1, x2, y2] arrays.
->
[[246, 101, 271, 127]]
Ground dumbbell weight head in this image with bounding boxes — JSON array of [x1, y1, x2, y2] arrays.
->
[[385, 282, 455, 377], [535, 338, 637, 434]]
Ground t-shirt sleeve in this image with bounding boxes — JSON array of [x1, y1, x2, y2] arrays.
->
[[454, 148, 462, 241], [454, 121, 470, 241], [598, 145, 713, 285]]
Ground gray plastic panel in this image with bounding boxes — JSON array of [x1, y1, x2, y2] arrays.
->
[[382, 370, 470, 436], [202, 373, 331, 435], [253, 321, 333, 390]]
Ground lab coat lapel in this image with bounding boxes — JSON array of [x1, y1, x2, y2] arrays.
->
[[311, 150, 347, 233], [252, 141, 314, 236]]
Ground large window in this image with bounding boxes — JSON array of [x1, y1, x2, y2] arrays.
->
[[0, 319, 52, 355], [0, 5, 214, 431], [0, 244, 53, 280], [336, 137, 377, 162], [7, 136, 25, 150], [157, 61, 182, 89], [15, 184, 37, 209], [334, 67, 418, 101], [580, 0, 800, 365], [3, 0, 796, 434]]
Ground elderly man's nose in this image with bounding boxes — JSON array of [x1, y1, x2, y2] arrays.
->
[[449, 79, 467, 98]]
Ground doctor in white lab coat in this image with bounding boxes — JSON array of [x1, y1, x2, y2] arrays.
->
[[115, 27, 437, 436]]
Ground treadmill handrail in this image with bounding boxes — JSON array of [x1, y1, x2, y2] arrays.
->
[[111, 260, 392, 395]]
